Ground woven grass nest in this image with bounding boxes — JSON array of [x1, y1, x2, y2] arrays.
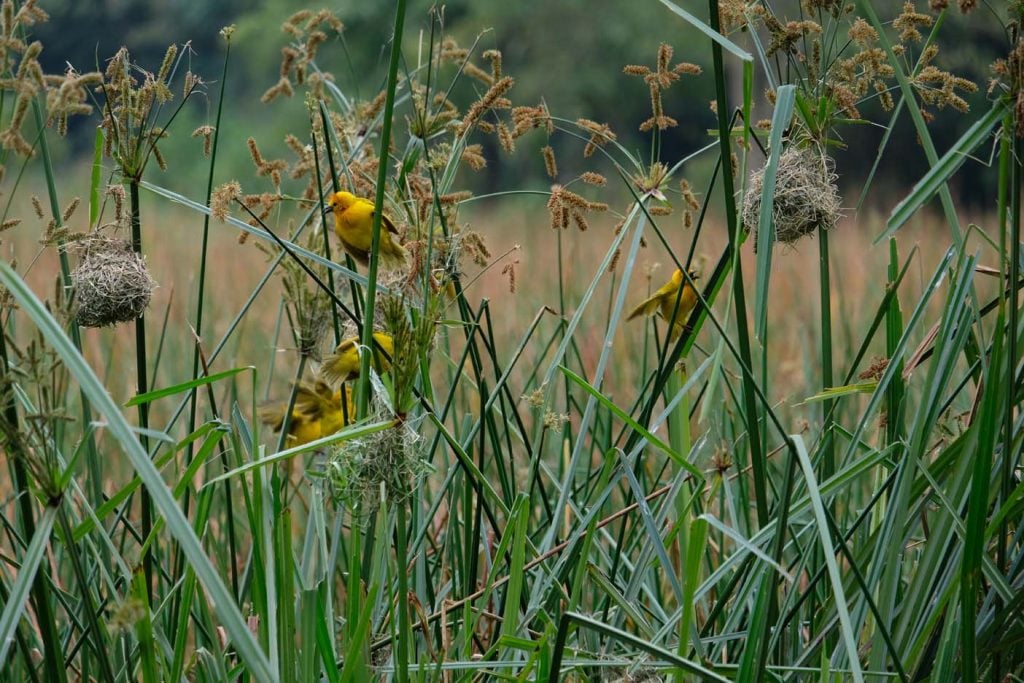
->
[[742, 146, 841, 248], [71, 235, 156, 328]]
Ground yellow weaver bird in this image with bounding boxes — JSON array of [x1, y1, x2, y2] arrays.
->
[[325, 191, 408, 268], [431, 267, 458, 302], [627, 268, 700, 341], [321, 332, 394, 383], [260, 381, 355, 448]]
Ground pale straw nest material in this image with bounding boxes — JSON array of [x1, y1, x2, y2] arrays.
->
[[71, 236, 156, 328], [742, 147, 841, 248], [327, 418, 427, 516]]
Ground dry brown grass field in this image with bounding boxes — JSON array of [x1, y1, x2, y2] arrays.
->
[[5, 188, 1001, 500], [7, 197, 992, 414]]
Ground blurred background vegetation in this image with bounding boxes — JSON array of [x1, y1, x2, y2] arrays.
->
[[32, 0, 1006, 210]]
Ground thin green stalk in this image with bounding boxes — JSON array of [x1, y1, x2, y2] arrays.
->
[[992, 98, 1012, 683], [701, 20, 792, 666], [353, 5, 408, 677], [395, 493, 412, 682], [171, 31, 237, 641], [275, 508, 296, 681], [885, 238, 906, 449], [311, 128, 341, 346], [557, 228, 571, 452], [133, 567, 158, 683], [185, 28, 232, 508], [707, 0, 768, 528], [961, 312, 1005, 682], [128, 178, 154, 603], [998, 109, 1022, 683], [818, 228, 834, 487], [666, 368, 696, 673], [317, 103, 363, 324], [1006, 129, 1021, 471], [356, 0, 407, 418], [814, 222, 835, 651], [30, 97, 104, 539]]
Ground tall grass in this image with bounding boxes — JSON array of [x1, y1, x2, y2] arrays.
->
[[0, 1, 1022, 681]]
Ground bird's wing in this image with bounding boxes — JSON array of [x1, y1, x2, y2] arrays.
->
[[312, 380, 334, 400], [626, 295, 660, 321], [629, 275, 681, 320], [322, 346, 359, 383], [333, 338, 358, 356], [378, 211, 400, 235], [659, 283, 698, 320], [653, 279, 680, 299]]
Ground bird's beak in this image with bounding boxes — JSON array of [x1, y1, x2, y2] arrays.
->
[[322, 203, 333, 216]]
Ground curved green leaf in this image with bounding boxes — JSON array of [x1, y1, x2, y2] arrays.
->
[[754, 84, 797, 340], [881, 99, 1007, 241], [657, 0, 752, 62], [0, 505, 57, 670]]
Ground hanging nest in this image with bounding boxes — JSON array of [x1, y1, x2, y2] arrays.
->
[[325, 416, 429, 518], [71, 236, 156, 328], [742, 146, 841, 249]]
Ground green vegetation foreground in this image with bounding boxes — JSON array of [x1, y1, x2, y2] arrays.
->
[[0, 1, 1022, 681]]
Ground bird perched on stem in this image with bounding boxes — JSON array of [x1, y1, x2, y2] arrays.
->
[[260, 381, 354, 448], [321, 332, 394, 383], [325, 191, 408, 268], [627, 268, 700, 341]]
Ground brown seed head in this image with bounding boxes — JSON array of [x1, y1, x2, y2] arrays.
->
[[541, 145, 557, 179], [460, 76, 515, 135]]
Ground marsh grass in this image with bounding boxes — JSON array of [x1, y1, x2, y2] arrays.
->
[[0, 1, 1022, 681]]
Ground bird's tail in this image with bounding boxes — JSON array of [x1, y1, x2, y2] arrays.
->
[[380, 242, 411, 270]]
